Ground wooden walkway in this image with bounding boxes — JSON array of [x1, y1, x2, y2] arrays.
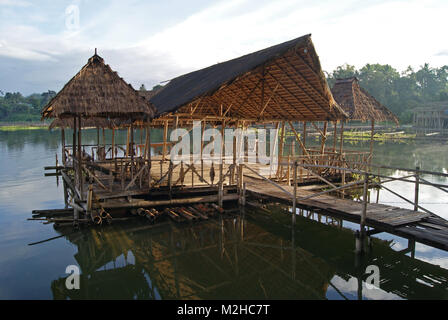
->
[[245, 176, 448, 251]]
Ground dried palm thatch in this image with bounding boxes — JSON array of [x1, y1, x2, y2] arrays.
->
[[149, 34, 348, 123], [331, 77, 399, 124], [49, 117, 130, 129], [41, 53, 156, 121]]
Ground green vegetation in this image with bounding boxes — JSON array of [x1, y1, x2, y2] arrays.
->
[[342, 130, 416, 141], [326, 63, 448, 123], [2, 62, 447, 126], [0, 90, 55, 122], [0, 125, 47, 131]]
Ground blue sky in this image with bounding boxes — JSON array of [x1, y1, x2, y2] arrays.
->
[[0, 0, 447, 95]]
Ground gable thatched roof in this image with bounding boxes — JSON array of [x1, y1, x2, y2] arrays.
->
[[41, 53, 156, 121], [413, 100, 448, 113], [331, 77, 399, 124], [149, 34, 348, 123]]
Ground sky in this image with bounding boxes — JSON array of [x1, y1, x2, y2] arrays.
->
[[0, 0, 447, 95]]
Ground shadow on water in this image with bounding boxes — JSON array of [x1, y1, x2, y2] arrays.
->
[[50, 205, 448, 300]]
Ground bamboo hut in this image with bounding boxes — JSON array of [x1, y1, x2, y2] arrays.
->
[[331, 77, 399, 162], [40, 35, 353, 225], [145, 34, 349, 189], [41, 52, 156, 224]]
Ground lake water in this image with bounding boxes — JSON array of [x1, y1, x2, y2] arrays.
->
[[0, 129, 447, 299]]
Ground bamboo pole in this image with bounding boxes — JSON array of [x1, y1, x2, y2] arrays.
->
[[111, 128, 115, 159], [333, 121, 337, 153], [163, 120, 168, 161], [339, 121, 344, 154], [292, 161, 297, 223], [61, 128, 66, 165], [130, 123, 135, 179], [77, 116, 83, 199], [303, 121, 307, 154], [414, 166, 420, 211], [277, 121, 285, 178]]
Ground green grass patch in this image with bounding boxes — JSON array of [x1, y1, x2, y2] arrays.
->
[[0, 125, 47, 131]]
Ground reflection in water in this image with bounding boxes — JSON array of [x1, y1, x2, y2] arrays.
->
[[50, 206, 448, 300], [1, 129, 448, 299]]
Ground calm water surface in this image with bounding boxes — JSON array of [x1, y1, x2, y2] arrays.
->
[[0, 129, 447, 299]]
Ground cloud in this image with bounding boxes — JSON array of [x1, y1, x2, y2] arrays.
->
[[435, 50, 448, 57], [0, 0, 31, 6], [1, 0, 448, 94]]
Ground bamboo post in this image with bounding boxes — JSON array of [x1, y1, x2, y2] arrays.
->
[[77, 116, 83, 199], [147, 126, 152, 188], [242, 182, 246, 206], [238, 164, 244, 205], [277, 121, 285, 178], [333, 121, 337, 153], [61, 128, 66, 165], [111, 128, 115, 159], [292, 161, 297, 223], [130, 123, 134, 179], [320, 121, 328, 154], [414, 166, 420, 211], [359, 172, 369, 254], [302, 121, 307, 154], [339, 121, 344, 154], [168, 161, 173, 199], [126, 127, 130, 158], [97, 127, 100, 150], [72, 117, 77, 160], [201, 120, 205, 181], [102, 128, 105, 147], [63, 180, 68, 208], [162, 120, 168, 161], [55, 153, 59, 186], [218, 121, 224, 207], [369, 120, 375, 169]]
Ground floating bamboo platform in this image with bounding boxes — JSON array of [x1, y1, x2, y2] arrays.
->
[[244, 175, 448, 252]]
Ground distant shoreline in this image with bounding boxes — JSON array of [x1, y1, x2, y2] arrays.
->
[[0, 121, 49, 131]]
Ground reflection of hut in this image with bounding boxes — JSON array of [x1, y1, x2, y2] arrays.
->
[[49, 209, 448, 300], [331, 77, 399, 161]]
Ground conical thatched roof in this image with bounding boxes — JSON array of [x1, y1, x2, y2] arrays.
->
[[331, 77, 399, 124], [41, 53, 156, 120]]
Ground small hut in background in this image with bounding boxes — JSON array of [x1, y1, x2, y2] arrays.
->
[[41, 52, 155, 210], [412, 101, 448, 133], [331, 77, 399, 161]]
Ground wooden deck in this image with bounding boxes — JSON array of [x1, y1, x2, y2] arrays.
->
[[245, 176, 448, 251]]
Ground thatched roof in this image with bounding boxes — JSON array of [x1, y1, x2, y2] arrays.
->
[[49, 117, 128, 129], [49, 117, 152, 129], [149, 34, 348, 123], [413, 100, 448, 113], [331, 77, 399, 124], [41, 53, 156, 120]]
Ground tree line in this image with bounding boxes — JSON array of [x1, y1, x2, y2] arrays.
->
[[1, 63, 447, 124], [0, 91, 55, 122], [326, 63, 448, 123]]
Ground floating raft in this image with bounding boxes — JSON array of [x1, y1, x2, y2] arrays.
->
[[245, 176, 448, 251]]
